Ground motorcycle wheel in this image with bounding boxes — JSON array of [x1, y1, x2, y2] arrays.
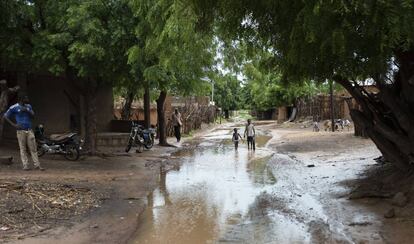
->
[[136, 142, 143, 153], [64, 144, 80, 161], [144, 138, 154, 149], [125, 138, 133, 153], [37, 144, 46, 157]]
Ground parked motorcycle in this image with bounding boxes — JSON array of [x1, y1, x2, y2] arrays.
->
[[125, 122, 156, 153], [34, 124, 83, 161]]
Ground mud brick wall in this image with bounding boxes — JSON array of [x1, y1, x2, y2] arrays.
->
[[113, 107, 158, 126], [1, 72, 113, 140], [96, 132, 129, 147]]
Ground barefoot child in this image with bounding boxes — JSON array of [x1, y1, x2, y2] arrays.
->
[[232, 128, 243, 150]]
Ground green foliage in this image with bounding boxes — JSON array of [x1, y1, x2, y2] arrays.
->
[[243, 62, 320, 110], [189, 0, 414, 82], [1, 0, 136, 84], [1, 0, 215, 100], [237, 110, 254, 120], [127, 0, 215, 96], [213, 73, 242, 111], [216, 41, 322, 111]]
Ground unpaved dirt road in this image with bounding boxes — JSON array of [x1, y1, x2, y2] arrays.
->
[[130, 122, 414, 244], [3, 121, 414, 244], [0, 144, 176, 244]]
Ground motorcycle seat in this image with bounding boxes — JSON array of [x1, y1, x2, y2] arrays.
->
[[50, 133, 77, 143]]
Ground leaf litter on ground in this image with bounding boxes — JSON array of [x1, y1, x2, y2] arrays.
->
[[0, 181, 107, 241]]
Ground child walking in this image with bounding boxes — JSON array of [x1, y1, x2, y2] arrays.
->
[[232, 128, 243, 150]]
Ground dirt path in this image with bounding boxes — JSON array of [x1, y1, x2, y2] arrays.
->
[[0, 141, 180, 243], [0, 122, 219, 244], [2, 122, 414, 243], [130, 122, 414, 244], [266, 125, 414, 243]]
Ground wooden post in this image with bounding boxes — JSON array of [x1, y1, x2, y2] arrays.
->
[[329, 80, 335, 132]]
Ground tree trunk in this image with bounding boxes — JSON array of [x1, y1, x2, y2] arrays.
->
[[334, 51, 414, 171], [353, 117, 369, 137], [85, 90, 98, 154], [121, 91, 134, 120], [224, 109, 229, 119], [144, 85, 151, 128], [344, 98, 368, 137], [80, 77, 100, 155], [79, 95, 86, 139], [156, 90, 168, 146]]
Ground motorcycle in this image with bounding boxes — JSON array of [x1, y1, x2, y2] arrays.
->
[[125, 122, 156, 153], [34, 124, 83, 161]]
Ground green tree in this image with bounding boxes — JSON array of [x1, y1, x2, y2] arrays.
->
[[0, 0, 136, 153], [189, 0, 414, 170], [127, 0, 214, 145], [215, 39, 321, 112], [213, 73, 241, 118], [243, 62, 319, 111]]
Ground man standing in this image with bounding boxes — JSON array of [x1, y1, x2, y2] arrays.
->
[[172, 108, 182, 142], [244, 119, 256, 150], [3, 94, 44, 170]]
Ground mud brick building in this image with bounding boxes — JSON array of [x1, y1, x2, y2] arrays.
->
[[0, 72, 113, 141], [113, 98, 158, 126]]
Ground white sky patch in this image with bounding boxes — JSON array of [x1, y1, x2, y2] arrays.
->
[[211, 37, 247, 83]]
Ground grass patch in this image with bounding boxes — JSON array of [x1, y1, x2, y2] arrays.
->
[[237, 110, 255, 120]]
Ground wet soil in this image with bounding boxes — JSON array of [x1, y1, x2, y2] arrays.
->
[[131, 123, 414, 244], [0, 143, 177, 244], [132, 124, 309, 244], [2, 122, 414, 243]]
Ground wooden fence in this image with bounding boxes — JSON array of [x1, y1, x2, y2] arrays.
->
[[166, 101, 217, 136], [296, 95, 349, 121]]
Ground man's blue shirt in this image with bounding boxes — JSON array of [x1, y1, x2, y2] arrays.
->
[[4, 103, 33, 130]]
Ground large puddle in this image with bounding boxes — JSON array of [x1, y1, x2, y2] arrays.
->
[[132, 127, 310, 243]]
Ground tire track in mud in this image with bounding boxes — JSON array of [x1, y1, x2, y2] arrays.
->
[[266, 128, 385, 243], [266, 153, 354, 243]]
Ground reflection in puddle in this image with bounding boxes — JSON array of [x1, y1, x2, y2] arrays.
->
[[133, 133, 310, 244], [247, 155, 277, 186]]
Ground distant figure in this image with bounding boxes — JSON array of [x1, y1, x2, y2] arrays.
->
[[342, 119, 351, 131], [336, 119, 351, 131], [3, 94, 44, 171], [323, 120, 332, 131], [171, 108, 182, 142], [312, 121, 320, 132], [244, 119, 256, 150], [334, 119, 343, 131], [232, 128, 243, 150], [324, 119, 347, 132]]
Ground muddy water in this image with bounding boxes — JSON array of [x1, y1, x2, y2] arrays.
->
[[132, 127, 310, 243]]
